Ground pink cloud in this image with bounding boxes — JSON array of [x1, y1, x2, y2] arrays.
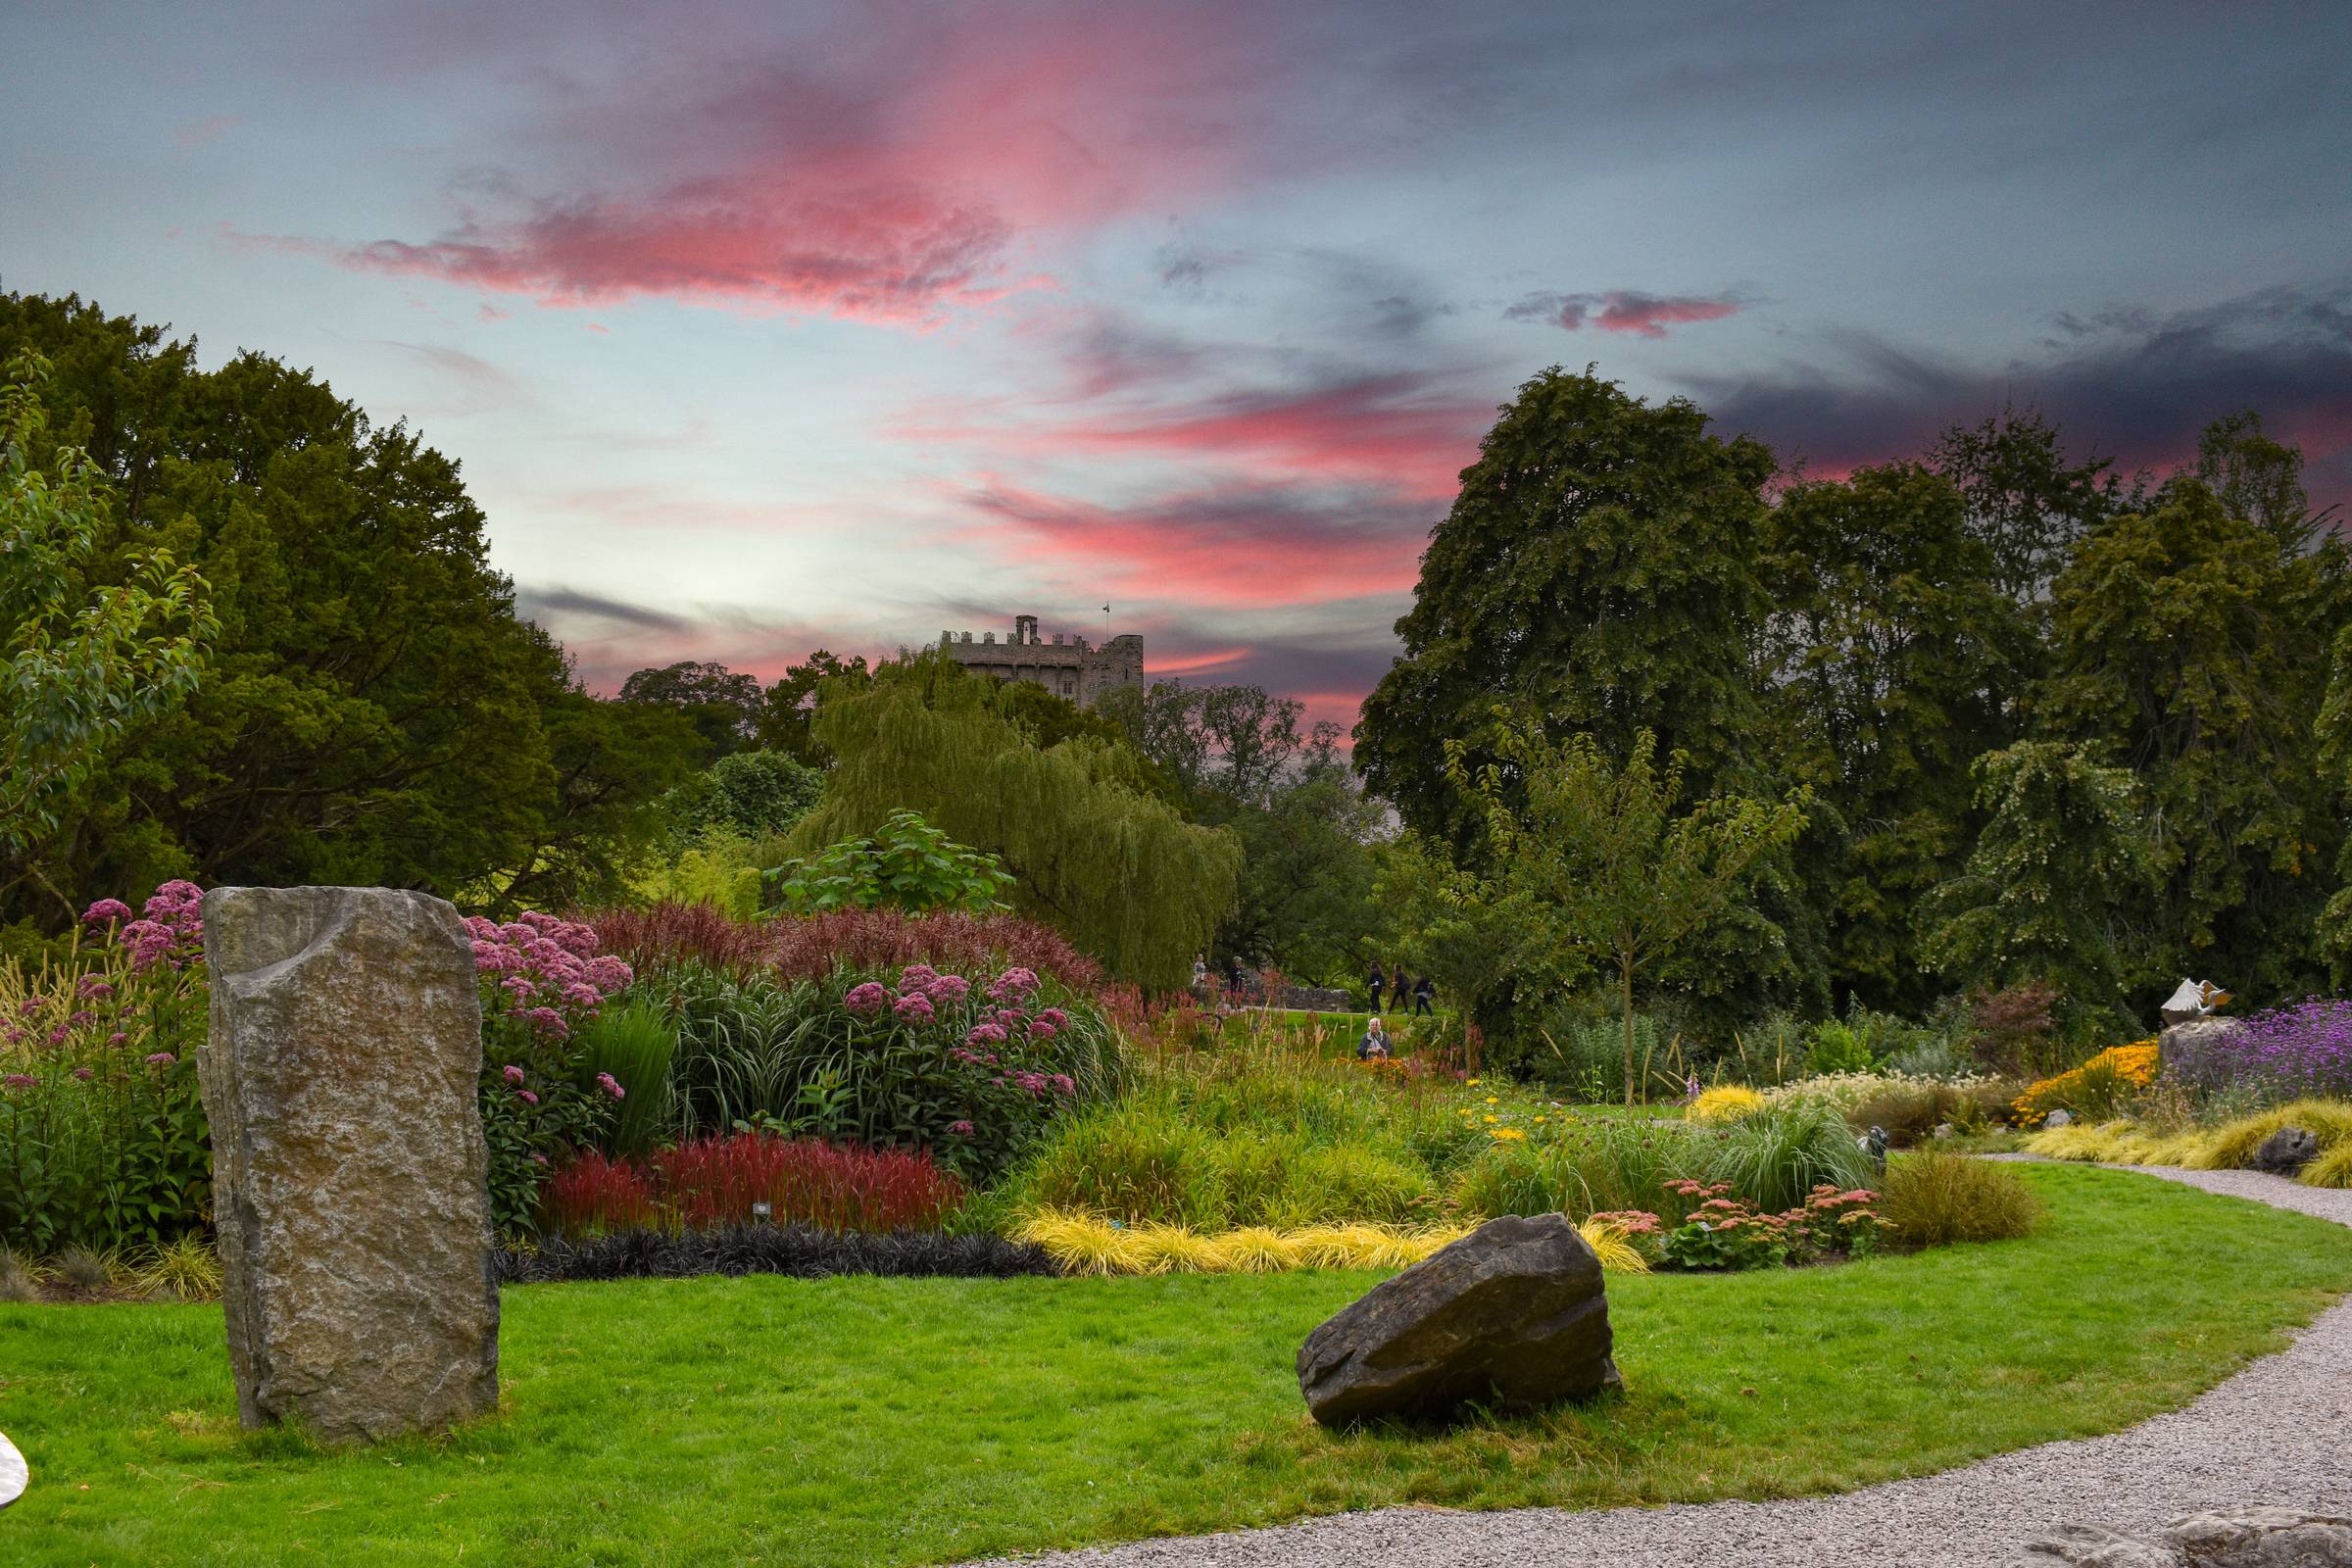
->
[[1507, 289, 1746, 339], [277, 5, 1272, 323]]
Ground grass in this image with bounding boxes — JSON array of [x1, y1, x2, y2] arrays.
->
[[4, 1165, 2349, 1566], [2022, 1096, 2352, 1186]]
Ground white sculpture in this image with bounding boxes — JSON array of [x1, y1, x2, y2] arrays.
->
[[2159, 978, 2230, 1025], [0, 1426, 25, 1510]]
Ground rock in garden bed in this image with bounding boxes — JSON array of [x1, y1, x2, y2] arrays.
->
[[2251, 1126, 2321, 1175], [1296, 1213, 1618, 1426]]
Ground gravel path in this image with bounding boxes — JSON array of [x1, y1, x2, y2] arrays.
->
[[976, 1165, 2352, 1568]]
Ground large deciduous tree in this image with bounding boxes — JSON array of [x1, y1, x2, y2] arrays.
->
[[1356, 367, 1778, 844], [618, 660, 765, 763]]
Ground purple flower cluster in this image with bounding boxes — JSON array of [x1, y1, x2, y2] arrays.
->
[[462, 912, 632, 1042], [2196, 1000, 2352, 1101], [85, 880, 204, 970]]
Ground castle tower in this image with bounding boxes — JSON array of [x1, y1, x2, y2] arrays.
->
[[936, 612, 1143, 708]]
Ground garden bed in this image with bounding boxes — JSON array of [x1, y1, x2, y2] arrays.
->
[[5, 1164, 2349, 1567]]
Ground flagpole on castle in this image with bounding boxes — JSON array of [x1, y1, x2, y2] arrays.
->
[[1102, 604, 1110, 643]]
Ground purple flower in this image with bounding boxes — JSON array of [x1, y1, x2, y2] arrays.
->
[[1050, 1073, 1075, 1096], [1029, 1021, 1058, 1041], [144, 1053, 175, 1069], [47, 1025, 70, 1046], [844, 981, 890, 1016], [145, 880, 203, 917], [925, 974, 971, 1005], [994, 1007, 1026, 1029], [106, 1031, 126, 1046], [586, 955, 634, 995], [75, 976, 114, 1000], [517, 1089, 541, 1105], [14, 999, 37, 1017], [522, 1006, 569, 1040], [597, 1071, 625, 1101], [965, 1022, 1008, 1046], [988, 966, 1040, 1004], [82, 898, 132, 925], [894, 992, 936, 1025], [1, 1028, 23, 1046], [68, 1009, 94, 1028], [947, 1119, 975, 1136], [503, 1064, 525, 1086], [899, 963, 940, 991], [72, 1065, 94, 1082], [1034, 1007, 1069, 1030], [1, 1073, 34, 1092], [561, 982, 605, 1009], [531, 1152, 550, 1167]]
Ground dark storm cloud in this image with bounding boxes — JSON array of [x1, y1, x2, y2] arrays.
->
[[1683, 284, 2352, 493], [514, 585, 692, 632]]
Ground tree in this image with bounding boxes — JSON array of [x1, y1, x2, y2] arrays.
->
[[1357, 367, 1778, 844], [756, 649, 871, 764], [0, 291, 688, 923], [1760, 462, 2017, 1008], [789, 656, 1240, 988], [2, 352, 217, 881], [618, 660, 764, 762], [1446, 719, 1808, 1104], [2035, 476, 2340, 998], [2193, 409, 2335, 548], [661, 748, 824, 845], [1928, 403, 2118, 612], [768, 809, 1015, 914], [1919, 741, 2150, 1021]]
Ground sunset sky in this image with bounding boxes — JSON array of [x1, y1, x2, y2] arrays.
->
[[7, 1, 2349, 728]]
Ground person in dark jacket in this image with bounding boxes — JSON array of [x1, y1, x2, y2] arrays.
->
[[1355, 1016, 1393, 1059], [1411, 975, 1435, 1016], [1385, 962, 1409, 1012], [1365, 963, 1386, 1013]]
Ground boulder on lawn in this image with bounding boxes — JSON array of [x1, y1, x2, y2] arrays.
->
[[2251, 1126, 2321, 1175], [2012, 1506, 2352, 1566], [2044, 1108, 2073, 1128], [1296, 1213, 1617, 1427], [199, 886, 499, 1445]]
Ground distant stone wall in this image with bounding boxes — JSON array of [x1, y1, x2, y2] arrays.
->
[[939, 616, 1144, 707], [1277, 986, 1354, 1013]]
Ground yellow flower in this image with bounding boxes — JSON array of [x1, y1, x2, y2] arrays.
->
[[1484, 1096, 1498, 1104], [1466, 1078, 1481, 1087], [1534, 1116, 1547, 1125], [1490, 1127, 1527, 1143], [1483, 1114, 1498, 1124]]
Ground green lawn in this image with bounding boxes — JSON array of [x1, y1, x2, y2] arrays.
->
[[5, 1164, 2349, 1566]]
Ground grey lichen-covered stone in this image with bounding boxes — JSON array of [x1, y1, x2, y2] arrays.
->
[[2044, 1108, 2074, 1128], [2013, 1507, 2352, 1566], [2251, 1127, 2321, 1175], [199, 886, 498, 1445], [1296, 1213, 1617, 1427]]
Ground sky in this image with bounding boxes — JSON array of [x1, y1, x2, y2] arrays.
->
[[6, 1, 2349, 730]]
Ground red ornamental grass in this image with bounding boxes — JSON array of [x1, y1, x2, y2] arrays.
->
[[584, 903, 1102, 994], [649, 1133, 965, 1234], [543, 1150, 659, 1235]]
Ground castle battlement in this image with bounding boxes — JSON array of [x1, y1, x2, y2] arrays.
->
[[939, 614, 1143, 707]]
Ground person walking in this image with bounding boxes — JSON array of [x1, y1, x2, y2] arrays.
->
[[1386, 961, 1409, 1013], [1363, 961, 1386, 1015], [1411, 974, 1434, 1016]]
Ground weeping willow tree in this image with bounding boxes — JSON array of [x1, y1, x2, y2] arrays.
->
[[790, 658, 1241, 989]]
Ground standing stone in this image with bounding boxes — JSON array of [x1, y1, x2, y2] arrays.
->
[[1297, 1214, 1618, 1426], [199, 886, 498, 1445]]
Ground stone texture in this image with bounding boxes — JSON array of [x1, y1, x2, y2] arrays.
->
[[2012, 1507, 2352, 1566], [2045, 1108, 2074, 1128], [1296, 1213, 1617, 1427], [2160, 1017, 2238, 1079], [199, 886, 498, 1445], [2252, 1128, 2321, 1175]]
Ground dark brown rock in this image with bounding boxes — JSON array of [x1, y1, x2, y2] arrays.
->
[[2251, 1127, 2321, 1175], [199, 886, 498, 1445], [1296, 1213, 1618, 1426]]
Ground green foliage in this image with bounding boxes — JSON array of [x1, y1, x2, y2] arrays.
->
[[0, 350, 218, 862], [1451, 1117, 1704, 1223], [618, 660, 764, 762], [1440, 717, 1809, 1102], [1921, 741, 2151, 1021], [1357, 366, 1778, 845], [631, 828, 766, 918], [573, 999, 679, 1158], [1880, 1152, 2043, 1246], [1804, 1020, 1874, 1076], [792, 657, 1240, 989], [756, 649, 872, 764], [2038, 475, 2342, 999], [768, 809, 1016, 915], [1703, 1102, 1876, 1214], [1762, 462, 2021, 1011], [662, 749, 823, 844]]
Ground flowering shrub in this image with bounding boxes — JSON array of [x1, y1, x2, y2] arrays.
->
[[1687, 1085, 1766, 1123], [2012, 1041, 2158, 1125], [463, 912, 636, 1234], [2180, 1001, 2352, 1103], [1645, 1179, 1886, 1270], [542, 1134, 964, 1237], [0, 885, 211, 1250]]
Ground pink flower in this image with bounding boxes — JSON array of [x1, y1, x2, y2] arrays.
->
[[947, 1120, 975, 1136], [106, 1032, 125, 1046], [560, 982, 605, 1009], [0, 1028, 20, 1047], [925, 974, 971, 1005], [1029, 1021, 1058, 1041], [68, 1009, 94, 1028], [500, 976, 539, 998], [530, 1152, 550, 1167], [503, 1064, 525, 1086], [894, 992, 936, 1025], [144, 1053, 175, 1069], [522, 1006, 569, 1040], [82, 898, 132, 925], [597, 1072, 624, 1101], [1035, 1007, 1069, 1030], [989, 967, 1040, 1003], [586, 955, 634, 995], [965, 1022, 1008, 1046], [517, 911, 562, 932], [75, 976, 114, 1000], [14, 999, 37, 1017], [517, 1089, 540, 1105], [1050, 1073, 1075, 1096], [994, 1008, 1026, 1029], [145, 879, 203, 916], [899, 963, 940, 990], [844, 982, 890, 1016], [1, 1073, 34, 1092], [47, 1025, 70, 1046], [71, 1065, 94, 1081]]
